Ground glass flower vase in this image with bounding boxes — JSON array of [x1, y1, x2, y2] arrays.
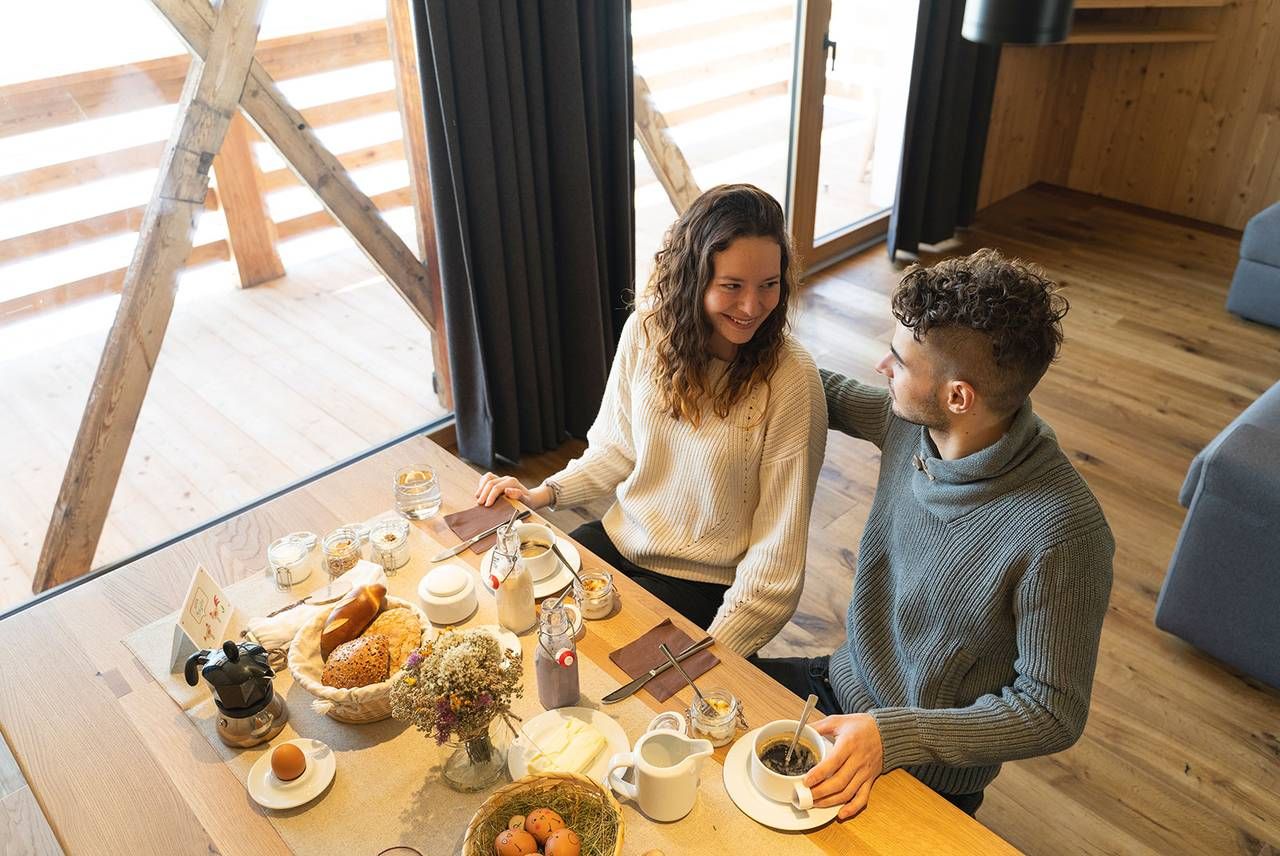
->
[[441, 724, 506, 792]]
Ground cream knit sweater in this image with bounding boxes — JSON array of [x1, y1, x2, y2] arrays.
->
[[546, 313, 827, 655]]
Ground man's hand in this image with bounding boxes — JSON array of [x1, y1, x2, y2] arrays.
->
[[805, 713, 884, 820]]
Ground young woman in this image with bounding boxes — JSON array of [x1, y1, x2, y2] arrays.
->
[[476, 184, 826, 656]]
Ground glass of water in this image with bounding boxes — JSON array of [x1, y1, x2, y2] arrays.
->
[[395, 465, 442, 519]]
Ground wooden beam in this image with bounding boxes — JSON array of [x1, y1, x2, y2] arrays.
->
[[387, 0, 452, 410], [0, 192, 218, 266], [0, 20, 389, 140], [0, 183, 413, 323], [151, 0, 440, 336], [0, 241, 230, 322], [33, 0, 267, 592], [633, 73, 702, 214], [213, 111, 284, 287]]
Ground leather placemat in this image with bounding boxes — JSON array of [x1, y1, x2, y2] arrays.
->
[[608, 618, 719, 703], [442, 503, 518, 555]]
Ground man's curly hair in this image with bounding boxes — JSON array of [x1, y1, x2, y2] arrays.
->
[[892, 248, 1068, 416]]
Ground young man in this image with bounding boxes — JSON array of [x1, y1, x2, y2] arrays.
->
[[753, 248, 1114, 819]]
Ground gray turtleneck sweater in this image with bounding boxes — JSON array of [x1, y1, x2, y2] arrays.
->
[[821, 370, 1114, 796]]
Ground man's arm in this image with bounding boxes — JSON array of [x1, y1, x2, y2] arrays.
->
[[821, 368, 892, 448], [806, 528, 1114, 816]]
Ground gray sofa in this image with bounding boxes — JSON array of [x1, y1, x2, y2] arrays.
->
[[1155, 381, 1280, 688], [1227, 202, 1280, 328]]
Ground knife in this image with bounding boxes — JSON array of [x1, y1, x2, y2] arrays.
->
[[430, 508, 531, 562], [601, 635, 716, 704]]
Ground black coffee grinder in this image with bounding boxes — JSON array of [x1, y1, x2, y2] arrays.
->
[[185, 640, 289, 748]]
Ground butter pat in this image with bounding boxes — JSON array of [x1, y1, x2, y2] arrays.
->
[[527, 718, 607, 774]]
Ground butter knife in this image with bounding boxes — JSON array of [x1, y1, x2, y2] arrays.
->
[[430, 508, 531, 562], [601, 635, 716, 704]]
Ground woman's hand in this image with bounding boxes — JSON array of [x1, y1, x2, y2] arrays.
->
[[475, 473, 554, 510], [804, 713, 884, 820]]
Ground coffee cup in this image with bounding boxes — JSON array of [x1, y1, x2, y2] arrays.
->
[[749, 720, 830, 810], [513, 522, 558, 582]]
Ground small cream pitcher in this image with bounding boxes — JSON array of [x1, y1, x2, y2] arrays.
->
[[606, 714, 713, 822]]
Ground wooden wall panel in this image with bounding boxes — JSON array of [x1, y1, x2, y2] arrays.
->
[[979, 0, 1280, 230]]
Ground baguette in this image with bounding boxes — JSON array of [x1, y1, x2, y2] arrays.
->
[[320, 583, 386, 659]]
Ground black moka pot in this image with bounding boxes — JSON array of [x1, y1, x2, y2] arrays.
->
[[185, 640, 289, 747]]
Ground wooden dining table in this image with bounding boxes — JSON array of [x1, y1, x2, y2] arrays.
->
[[0, 434, 1017, 855]]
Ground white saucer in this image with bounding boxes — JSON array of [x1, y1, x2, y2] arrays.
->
[[480, 537, 581, 600], [508, 706, 629, 787], [247, 738, 337, 810], [722, 727, 839, 831]]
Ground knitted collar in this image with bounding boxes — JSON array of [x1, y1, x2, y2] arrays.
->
[[909, 399, 1061, 522]]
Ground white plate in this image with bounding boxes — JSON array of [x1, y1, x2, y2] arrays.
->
[[722, 726, 839, 831], [480, 537, 581, 600], [247, 738, 337, 811], [508, 706, 629, 787]]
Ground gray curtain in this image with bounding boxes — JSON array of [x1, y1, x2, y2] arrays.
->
[[888, 0, 1000, 260], [412, 0, 635, 468]]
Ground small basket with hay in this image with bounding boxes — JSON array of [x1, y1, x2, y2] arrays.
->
[[463, 772, 624, 856]]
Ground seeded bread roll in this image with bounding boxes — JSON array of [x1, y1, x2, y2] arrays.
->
[[365, 607, 423, 671], [321, 634, 390, 688]]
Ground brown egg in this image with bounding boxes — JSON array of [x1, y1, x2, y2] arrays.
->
[[493, 828, 538, 856], [270, 743, 307, 782], [544, 828, 582, 856], [523, 807, 566, 845]]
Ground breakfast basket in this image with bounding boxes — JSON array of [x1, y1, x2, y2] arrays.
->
[[463, 772, 624, 856], [287, 596, 430, 724]]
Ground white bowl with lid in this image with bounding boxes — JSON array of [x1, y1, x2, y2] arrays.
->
[[418, 563, 478, 625]]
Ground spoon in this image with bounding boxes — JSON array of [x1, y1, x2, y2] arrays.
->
[[658, 642, 715, 716], [785, 693, 819, 766], [550, 542, 585, 588]]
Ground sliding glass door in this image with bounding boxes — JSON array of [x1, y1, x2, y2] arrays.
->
[[632, 0, 919, 277], [787, 0, 920, 271]]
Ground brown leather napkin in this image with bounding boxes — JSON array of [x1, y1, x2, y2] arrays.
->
[[608, 618, 719, 703], [442, 503, 518, 554]]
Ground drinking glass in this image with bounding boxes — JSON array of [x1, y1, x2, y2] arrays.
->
[[394, 465, 442, 519]]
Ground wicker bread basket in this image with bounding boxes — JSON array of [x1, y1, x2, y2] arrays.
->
[[287, 596, 431, 724], [463, 772, 624, 856]]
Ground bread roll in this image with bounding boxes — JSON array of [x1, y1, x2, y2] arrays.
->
[[365, 607, 423, 671], [321, 634, 390, 688], [320, 583, 385, 659]]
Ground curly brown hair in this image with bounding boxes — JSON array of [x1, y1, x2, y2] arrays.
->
[[892, 248, 1068, 415], [640, 184, 795, 426]]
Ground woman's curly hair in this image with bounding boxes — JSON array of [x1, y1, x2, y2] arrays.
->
[[639, 184, 795, 426], [892, 248, 1068, 414]]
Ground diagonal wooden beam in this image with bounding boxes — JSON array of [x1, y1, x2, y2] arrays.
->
[[150, 0, 440, 335], [634, 73, 702, 214], [33, 0, 267, 592]]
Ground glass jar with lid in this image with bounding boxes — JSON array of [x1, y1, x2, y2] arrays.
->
[[321, 526, 363, 579], [267, 531, 317, 590], [572, 569, 615, 619], [369, 518, 411, 573], [689, 688, 743, 747]]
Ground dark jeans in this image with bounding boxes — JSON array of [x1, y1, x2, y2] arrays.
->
[[569, 520, 729, 631], [749, 655, 985, 817]]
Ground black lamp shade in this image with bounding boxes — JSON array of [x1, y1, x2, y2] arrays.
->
[[962, 0, 1075, 45]]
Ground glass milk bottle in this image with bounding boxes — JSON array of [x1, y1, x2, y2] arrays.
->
[[535, 598, 580, 710], [493, 523, 535, 634]]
